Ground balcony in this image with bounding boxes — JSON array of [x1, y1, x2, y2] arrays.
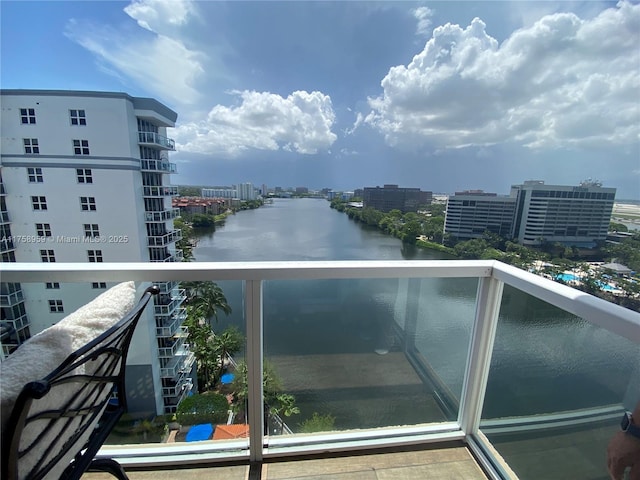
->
[[140, 158, 178, 173], [158, 336, 186, 359], [154, 293, 186, 317], [0, 289, 24, 307], [147, 229, 183, 247], [2, 260, 638, 480], [0, 211, 9, 224], [143, 185, 179, 198], [145, 208, 180, 223], [0, 237, 15, 254], [138, 131, 176, 150], [160, 350, 195, 378], [155, 311, 186, 337]]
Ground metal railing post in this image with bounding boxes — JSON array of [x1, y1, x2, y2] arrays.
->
[[245, 279, 264, 462], [458, 275, 504, 435]]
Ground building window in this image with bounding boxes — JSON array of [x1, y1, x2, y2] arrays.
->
[[80, 196, 96, 211], [27, 167, 43, 183], [73, 139, 90, 155], [48, 300, 64, 313], [45, 282, 60, 289], [2, 251, 16, 262], [23, 138, 39, 154], [20, 108, 36, 124], [87, 250, 103, 263], [70, 109, 86, 126], [40, 249, 56, 262], [76, 168, 93, 184], [31, 196, 47, 210], [36, 223, 52, 237], [84, 224, 100, 237], [92, 282, 107, 289]]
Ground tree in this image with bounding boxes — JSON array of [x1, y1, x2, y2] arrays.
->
[[212, 326, 244, 383], [182, 281, 232, 391], [231, 360, 298, 434], [609, 222, 628, 232], [184, 281, 232, 323], [176, 392, 229, 425], [270, 393, 300, 434], [299, 412, 336, 433], [174, 217, 194, 261]]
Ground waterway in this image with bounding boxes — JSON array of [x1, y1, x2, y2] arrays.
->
[[192, 198, 638, 431]]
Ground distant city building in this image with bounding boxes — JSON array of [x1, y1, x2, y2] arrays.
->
[[511, 180, 615, 247], [296, 187, 309, 194], [363, 184, 432, 213], [444, 194, 517, 240], [354, 189, 364, 198], [202, 182, 257, 201], [202, 187, 235, 199], [0, 89, 191, 416], [173, 197, 226, 215], [454, 190, 497, 197], [236, 182, 257, 201], [444, 180, 616, 247]]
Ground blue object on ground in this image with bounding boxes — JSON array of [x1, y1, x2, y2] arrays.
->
[[186, 423, 213, 442], [221, 373, 235, 384]]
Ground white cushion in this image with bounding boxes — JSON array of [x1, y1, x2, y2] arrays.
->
[[0, 281, 137, 479]]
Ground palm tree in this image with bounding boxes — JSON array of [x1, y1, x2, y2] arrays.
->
[[212, 325, 244, 384], [182, 281, 232, 391], [183, 281, 232, 323]]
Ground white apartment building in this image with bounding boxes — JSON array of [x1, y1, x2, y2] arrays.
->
[[202, 182, 257, 201], [444, 180, 616, 247], [0, 89, 193, 416]]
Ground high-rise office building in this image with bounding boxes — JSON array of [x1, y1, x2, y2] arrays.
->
[[444, 180, 616, 247], [444, 193, 517, 240], [0, 89, 193, 415], [363, 184, 432, 213], [510, 180, 616, 247]]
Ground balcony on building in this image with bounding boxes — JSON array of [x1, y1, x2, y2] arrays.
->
[[0, 211, 10, 224], [0, 283, 24, 307], [137, 131, 176, 151], [2, 260, 638, 480], [145, 208, 181, 223], [0, 237, 15, 254], [143, 185, 179, 198], [147, 229, 183, 247], [160, 349, 195, 379], [140, 158, 178, 174]]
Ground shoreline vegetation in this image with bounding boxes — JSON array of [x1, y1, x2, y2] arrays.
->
[[329, 197, 640, 311]]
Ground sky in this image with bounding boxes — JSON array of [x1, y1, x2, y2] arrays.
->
[[1, 0, 639, 199]]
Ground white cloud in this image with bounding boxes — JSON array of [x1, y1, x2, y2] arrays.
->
[[366, 1, 640, 150], [65, 20, 204, 106], [344, 112, 364, 136], [412, 6, 434, 36], [65, 0, 205, 106], [124, 0, 195, 32], [173, 90, 337, 156]]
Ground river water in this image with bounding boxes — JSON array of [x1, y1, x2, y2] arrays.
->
[[193, 198, 638, 431]]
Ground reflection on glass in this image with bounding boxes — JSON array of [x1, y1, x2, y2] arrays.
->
[[263, 277, 477, 436], [480, 286, 639, 480]]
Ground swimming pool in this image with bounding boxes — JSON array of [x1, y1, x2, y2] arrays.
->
[[555, 273, 616, 291]]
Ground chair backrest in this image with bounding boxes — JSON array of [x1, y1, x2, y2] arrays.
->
[[1, 286, 159, 480]]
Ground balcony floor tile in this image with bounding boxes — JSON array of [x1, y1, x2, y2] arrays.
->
[[82, 444, 487, 480]]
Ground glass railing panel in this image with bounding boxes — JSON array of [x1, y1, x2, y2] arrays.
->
[[262, 276, 477, 441], [480, 285, 639, 480], [157, 279, 248, 452]]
